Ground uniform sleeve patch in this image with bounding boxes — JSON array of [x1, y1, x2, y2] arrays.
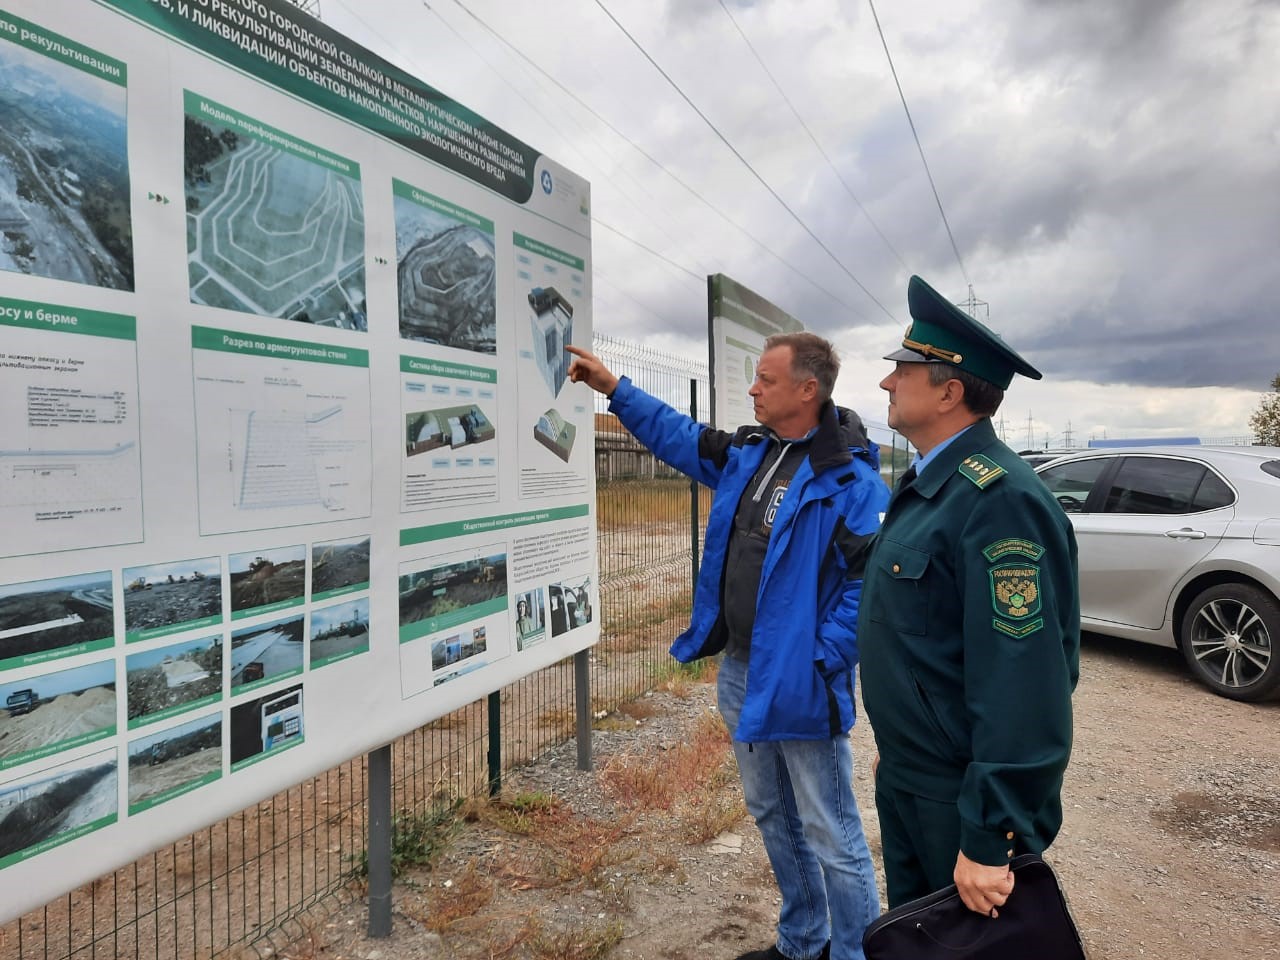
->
[[982, 538, 1046, 562], [959, 454, 1006, 489], [989, 563, 1042, 620]]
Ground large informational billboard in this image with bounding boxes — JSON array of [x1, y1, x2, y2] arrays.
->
[[0, 0, 596, 920], [706, 273, 803, 430]]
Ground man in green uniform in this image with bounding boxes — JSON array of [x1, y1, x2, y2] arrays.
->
[[859, 275, 1080, 916]]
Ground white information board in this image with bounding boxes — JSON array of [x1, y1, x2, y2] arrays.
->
[[706, 273, 803, 430], [0, 0, 596, 920]]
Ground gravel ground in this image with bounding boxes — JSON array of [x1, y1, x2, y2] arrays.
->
[[272, 633, 1280, 960]]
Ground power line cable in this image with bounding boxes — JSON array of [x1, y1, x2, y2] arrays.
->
[[594, 0, 897, 322], [423, 1, 718, 280], [448, 0, 876, 322], [332, 0, 717, 286], [593, 218, 704, 283], [866, 0, 969, 286], [716, 0, 908, 272]]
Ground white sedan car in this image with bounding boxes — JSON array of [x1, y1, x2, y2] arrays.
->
[[1035, 446, 1280, 701]]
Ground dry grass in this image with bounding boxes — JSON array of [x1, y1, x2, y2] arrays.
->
[[417, 861, 495, 933], [679, 792, 749, 844], [598, 708, 732, 810], [537, 705, 576, 731], [601, 586, 694, 656], [617, 698, 661, 720], [528, 918, 626, 960], [462, 790, 559, 835], [652, 656, 719, 696], [596, 478, 711, 529]]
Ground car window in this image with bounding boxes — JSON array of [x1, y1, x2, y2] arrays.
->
[[1190, 470, 1234, 510], [1036, 457, 1110, 512], [1102, 458, 1207, 515]]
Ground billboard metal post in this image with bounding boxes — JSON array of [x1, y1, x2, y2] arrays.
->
[[366, 744, 392, 938], [575, 650, 592, 771], [487, 691, 502, 796]]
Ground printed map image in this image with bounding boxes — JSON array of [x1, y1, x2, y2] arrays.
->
[[395, 193, 495, 353], [0, 41, 133, 289], [184, 110, 366, 329]]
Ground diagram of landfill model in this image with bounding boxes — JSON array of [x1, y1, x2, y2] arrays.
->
[[528, 286, 573, 396], [533, 408, 576, 463]]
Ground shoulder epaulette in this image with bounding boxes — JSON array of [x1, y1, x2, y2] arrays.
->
[[959, 453, 1006, 489]]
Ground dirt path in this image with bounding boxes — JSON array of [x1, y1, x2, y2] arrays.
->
[[276, 633, 1280, 960]]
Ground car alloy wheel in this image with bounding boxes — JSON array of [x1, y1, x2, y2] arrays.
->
[[1180, 583, 1280, 702]]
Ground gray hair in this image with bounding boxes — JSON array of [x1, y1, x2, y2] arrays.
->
[[764, 332, 840, 403]]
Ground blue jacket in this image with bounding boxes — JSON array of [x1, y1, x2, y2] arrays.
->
[[609, 376, 889, 742]]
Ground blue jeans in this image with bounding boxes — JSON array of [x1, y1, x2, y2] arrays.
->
[[718, 655, 879, 960]]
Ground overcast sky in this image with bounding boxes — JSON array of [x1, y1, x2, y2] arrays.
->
[[323, 0, 1277, 447]]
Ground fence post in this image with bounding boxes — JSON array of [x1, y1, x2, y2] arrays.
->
[[367, 744, 392, 938], [487, 690, 502, 796], [690, 378, 700, 581], [575, 649, 592, 771]]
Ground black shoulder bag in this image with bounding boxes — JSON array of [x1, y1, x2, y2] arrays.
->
[[863, 854, 1087, 960]]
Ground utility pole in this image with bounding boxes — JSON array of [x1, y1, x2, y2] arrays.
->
[[1063, 420, 1074, 449], [1025, 412, 1034, 451], [958, 285, 990, 322], [997, 415, 1007, 443]]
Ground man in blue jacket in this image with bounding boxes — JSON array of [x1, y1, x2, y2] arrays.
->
[[568, 334, 889, 960]]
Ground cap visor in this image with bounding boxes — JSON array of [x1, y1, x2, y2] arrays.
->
[[883, 346, 938, 363]]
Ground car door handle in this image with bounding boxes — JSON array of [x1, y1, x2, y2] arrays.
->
[[1164, 528, 1206, 540]]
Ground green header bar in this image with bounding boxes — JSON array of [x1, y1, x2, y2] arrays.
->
[[393, 179, 493, 233], [709, 273, 802, 337], [126, 614, 221, 645], [400, 356, 497, 383], [129, 770, 221, 815], [231, 596, 305, 621], [312, 581, 369, 604], [0, 726, 115, 772], [514, 233, 584, 271], [400, 504, 589, 546], [231, 733, 303, 772], [185, 90, 359, 178], [2, 636, 113, 672], [0, 297, 135, 340], [192, 325, 369, 367], [101, 0, 538, 202], [0, 812, 117, 870], [0, 11, 127, 85], [399, 596, 507, 643]]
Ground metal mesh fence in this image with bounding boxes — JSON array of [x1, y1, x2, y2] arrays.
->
[[0, 335, 708, 960]]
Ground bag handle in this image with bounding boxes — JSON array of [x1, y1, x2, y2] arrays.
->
[[912, 919, 994, 953]]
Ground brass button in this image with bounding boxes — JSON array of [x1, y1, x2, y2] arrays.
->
[[892, 563, 901, 573], [1006, 849, 1014, 858], [1006, 832, 1015, 840]]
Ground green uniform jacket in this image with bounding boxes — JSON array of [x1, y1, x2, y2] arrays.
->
[[859, 418, 1080, 866]]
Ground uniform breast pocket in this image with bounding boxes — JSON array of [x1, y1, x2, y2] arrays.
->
[[870, 542, 931, 636]]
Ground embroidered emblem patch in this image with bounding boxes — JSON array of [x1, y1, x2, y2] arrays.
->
[[994, 617, 1044, 638], [982, 539, 1045, 562], [989, 564, 1042, 620], [959, 454, 1006, 489]]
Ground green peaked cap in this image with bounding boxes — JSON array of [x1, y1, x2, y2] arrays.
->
[[883, 275, 1043, 389]]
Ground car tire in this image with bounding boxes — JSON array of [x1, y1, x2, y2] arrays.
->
[[1179, 583, 1280, 702]]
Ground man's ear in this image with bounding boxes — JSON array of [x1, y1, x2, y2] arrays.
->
[[937, 377, 966, 414]]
